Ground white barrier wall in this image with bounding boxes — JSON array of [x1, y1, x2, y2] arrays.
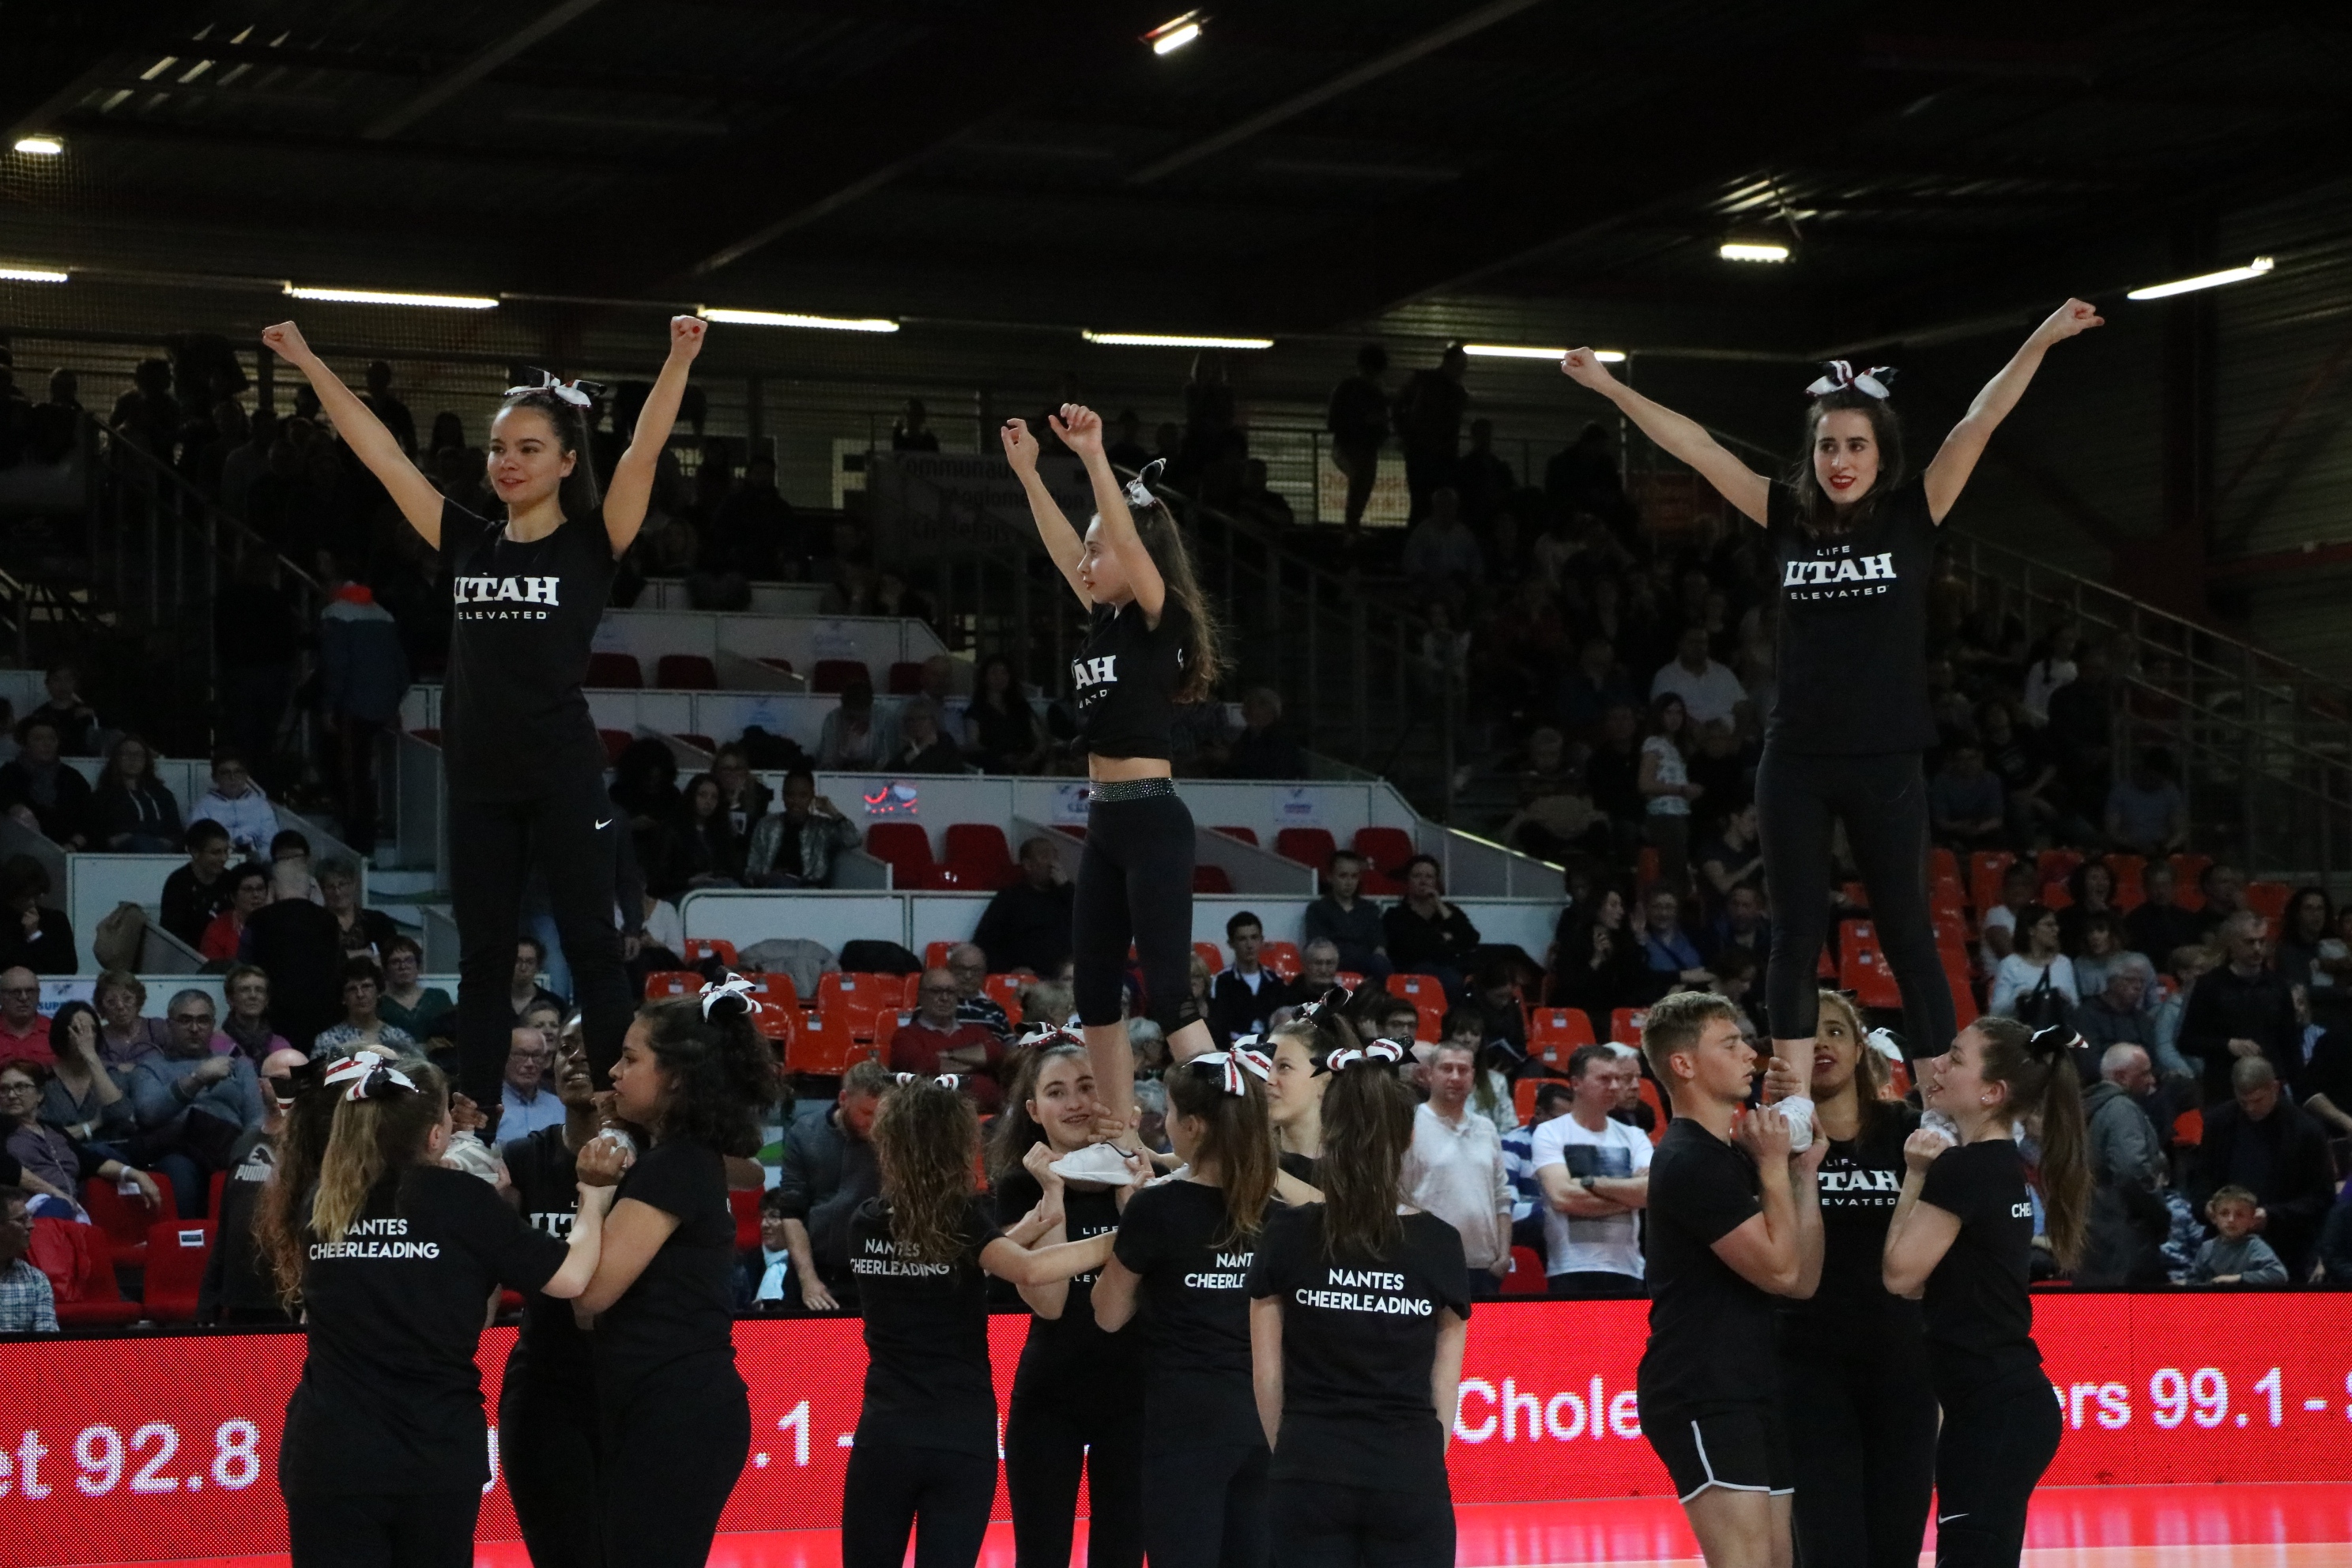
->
[[592, 609, 951, 685], [32, 974, 461, 1021], [637, 580, 827, 614]]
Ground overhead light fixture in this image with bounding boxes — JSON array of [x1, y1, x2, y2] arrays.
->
[[1719, 241, 1791, 263], [1464, 344, 1625, 363], [1145, 11, 1204, 55], [284, 283, 497, 310], [12, 136, 63, 156], [2126, 256, 2275, 301], [0, 266, 69, 284], [695, 307, 899, 333], [1082, 330, 1272, 349]]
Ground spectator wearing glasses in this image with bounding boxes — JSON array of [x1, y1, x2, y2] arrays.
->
[[93, 970, 171, 1065], [310, 957, 418, 1058], [130, 989, 266, 1216], [3, 1061, 158, 1213], [0, 1186, 58, 1332], [0, 966, 51, 1070], [38, 1001, 133, 1146], [944, 944, 1010, 1038], [377, 937, 454, 1048], [887, 969, 1007, 1112], [318, 857, 398, 963], [218, 964, 291, 1066], [201, 862, 273, 965], [498, 1025, 565, 1139], [189, 748, 278, 861]]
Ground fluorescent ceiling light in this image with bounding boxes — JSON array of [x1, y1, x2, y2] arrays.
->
[[1464, 344, 1624, 363], [1719, 241, 1791, 263], [1146, 12, 1204, 54], [0, 266, 68, 284], [2126, 256, 2275, 302], [1083, 330, 1272, 349], [12, 137, 63, 156], [284, 283, 497, 310], [696, 307, 899, 333]]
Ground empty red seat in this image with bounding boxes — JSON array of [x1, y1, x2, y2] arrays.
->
[[728, 1189, 762, 1253], [1216, 826, 1259, 846], [865, 823, 934, 880], [886, 661, 926, 695], [142, 1221, 214, 1324], [1353, 827, 1415, 875], [586, 651, 643, 688], [656, 654, 719, 690], [598, 729, 634, 765], [1503, 1246, 1547, 1295], [35, 1217, 144, 1328], [680, 937, 741, 968], [1610, 1007, 1649, 1046], [2244, 881, 2291, 922], [786, 1009, 865, 1076], [1262, 940, 1302, 980], [644, 970, 703, 1000], [1359, 865, 1404, 896], [944, 823, 1012, 869], [1193, 940, 1225, 974], [812, 659, 869, 694], [925, 940, 956, 970], [1276, 827, 1337, 870], [1193, 865, 1233, 893], [1969, 850, 2015, 918], [85, 1174, 173, 1262]]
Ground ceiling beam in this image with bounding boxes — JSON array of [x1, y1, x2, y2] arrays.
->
[[361, 0, 609, 141], [3, 0, 214, 143]]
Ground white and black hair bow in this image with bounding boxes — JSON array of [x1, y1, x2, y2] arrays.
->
[[1325, 1038, 1406, 1073], [699, 972, 759, 1020], [1805, 360, 1896, 400], [504, 368, 597, 409], [1017, 1023, 1084, 1051], [322, 1054, 417, 1102], [1193, 1043, 1272, 1096], [1292, 985, 1352, 1027], [895, 1071, 961, 1091], [1124, 458, 1167, 512]]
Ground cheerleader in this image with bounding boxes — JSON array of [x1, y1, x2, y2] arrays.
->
[[1004, 405, 1223, 1171], [842, 1072, 1133, 1568], [1090, 1045, 1283, 1568], [1883, 1020, 2089, 1567], [1247, 1038, 1470, 1568], [1559, 301, 2103, 1076]]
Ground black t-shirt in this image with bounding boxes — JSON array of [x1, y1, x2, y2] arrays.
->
[[248, 899, 345, 1046], [439, 498, 618, 801], [1072, 598, 1192, 760], [1917, 1139, 2040, 1389], [1113, 1180, 1271, 1449], [594, 1136, 738, 1406], [1763, 473, 1938, 755], [1777, 1105, 1923, 1360], [502, 1124, 590, 1387], [198, 1130, 281, 1323], [848, 1194, 1003, 1457], [1638, 1118, 1772, 1411], [993, 1170, 1142, 1404], [1247, 1203, 1468, 1490], [282, 1165, 567, 1496], [1278, 1149, 1321, 1189]]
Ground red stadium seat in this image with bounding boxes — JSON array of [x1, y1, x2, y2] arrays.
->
[[729, 1189, 762, 1253], [1194, 941, 1226, 974], [1193, 865, 1233, 894], [925, 940, 956, 970], [1530, 1008, 1597, 1055], [1386, 974, 1444, 1007], [1929, 846, 1959, 885], [1359, 865, 1403, 897], [1969, 850, 2015, 918], [680, 937, 740, 968], [1637, 846, 1660, 889], [656, 654, 719, 690], [598, 729, 634, 765], [2037, 850, 2084, 894], [1944, 948, 1979, 1031], [865, 822, 935, 881], [1838, 921, 1902, 1011], [811, 658, 869, 695], [1215, 826, 1259, 846], [2172, 1107, 2203, 1148], [1610, 1007, 1648, 1046], [1275, 827, 1337, 871], [36, 1218, 143, 1328], [1261, 940, 1302, 980], [1402, 998, 1445, 1043], [944, 823, 1013, 873], [1504, 1246, 1547, 1296], [142, 1221, 214, 1324], [84, 1175, 172, 1266], [886, 661, 926, 695], [982, 974, 1026, 1028], [1513, 1077, 1544, 1121], [645, 970, 701, 1000], [2244, 880, 2291, 923], [586, 651, 642, 688], [1638, 1080, 1668, 1145], [786, 1010, 865, 1076], [2171, 854, 2212, 910], [1353, 827, 1415, 876], [2109, 853, 2146, 910], [1335, 971, 1364, 992]]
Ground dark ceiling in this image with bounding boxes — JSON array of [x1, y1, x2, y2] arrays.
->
[[5, 0, 2350, 352]]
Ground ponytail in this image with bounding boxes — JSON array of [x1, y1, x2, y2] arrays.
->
[[635, 986, 779, 1156], [1316, 1045, 1417, 1261], [254, 1056, 356, 1307], [1166, 1052, 1277, 1245], [1972, 1018, 2090, 1271], [311, 1057, 448, 1246], [1125, 496, 1223, 703]]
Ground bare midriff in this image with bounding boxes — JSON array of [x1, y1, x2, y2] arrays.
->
[[1088, 754, 1173, 783]]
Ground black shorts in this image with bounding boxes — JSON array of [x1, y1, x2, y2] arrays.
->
[[1644, 1402, 1792, 1505]]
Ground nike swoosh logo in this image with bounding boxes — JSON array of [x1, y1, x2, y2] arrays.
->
[[1938, 1513, 1969, 1524], [594, 818, 614, 831]]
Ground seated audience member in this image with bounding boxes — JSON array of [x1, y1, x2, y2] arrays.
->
[[1208, 911, 1291, 1047], [2189, 1185, 2290, 1286], [496, 1025, 564, 1138], [94, 969, 172, 1063], [1634, 884, 1711, 1002], [162, 820, 239, 950], [1548, 888, 1646, 1036], [508, 937, 567, 1022], [962, 653, 1046, 775], [1977, 860, 2041, 968], [377, 937, 454, 1046], [888, 969, 1007, 1110], [2066, 909, 2138, 1001], [1500, 737, 1608, 864], [129, 989, 265, 1216], [202, 862, 273, 964], [0, 717, 92, 847], [0, 857, 74, 974], [1555, 638, 1634, 745], [742, 768, 862, 889], [89, 733, 183, 853], [197, 1046, 308, 1326], [1650, 624, 1744, 733], [1928, 741, 2007, 850], [2056, 861, 2123, 956], [318, 857, 398, 960], [25, 662, 100, 756], [1532, 1043, 1653, 1298], [40, 1001, 132, 1144], [815, 677, 892, 771], [1988, 903, 2079, 1023], [2077, 1043, 2170, 1287], [246, 858, 344, 1050], [188, 748, 278, 861], [0, 967, 51, 1070], [310, 957, 417, 1057], [885, 699, 965, 774], [1502, 1080, 1573, 1253], [2181, 911, 2300, 1101], [2153, 944, 2217, 1080], [775, 1058, 890, 1310], [1295, 938, 1345, 998], [2076, 954, 2159, 1058], [0, 1185, 58, 1331], [942, 944, 1010, 1038], [1977, 699, 2060, 844], [2106, 748, 2189, 858], [1221, 688, 1306, 780], [2125, 860, 2205, 970], [971, 836, 1076, 976], [1385, 854, 1481, 999], [1694, 803, 1766, 903], [217, 964, 289, 1065], [1404, 1037, 1513, 1298], [661, 774, 743, 891], [735, 1188, 799, 1310], [1303, 850, 1392, 981], [2189, 1057, 2335, 1280], [1698, 883, 1772, 972], [2, 1061, 160, 1214], [2194, 862, 2248, 938], [707, 744, 772, 841]]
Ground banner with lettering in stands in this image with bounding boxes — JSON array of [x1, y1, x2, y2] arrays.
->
[[7, 1295, 2351, 1564]]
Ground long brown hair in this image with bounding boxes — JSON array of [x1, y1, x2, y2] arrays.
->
[[1815, 989, 1894, 1138], [1790, 385, 1907, 536], [1166, 1054, 1278, 1246], [872, 1076, 980, 1266], [255, 1065, 346, 1306], [258, 1057, 447, 1305], [1316, 1056, 1417, 1261], [1969, 1017, 2089, 1271], [986, 1038, 1088, 1192], [1126, 496, 1223, 703]]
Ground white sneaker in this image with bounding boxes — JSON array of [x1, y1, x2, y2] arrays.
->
[[1050, 1143, 1140, 1186], [1777, 1095, 1816, 1153], [1921, 1110, 1961, 1142]]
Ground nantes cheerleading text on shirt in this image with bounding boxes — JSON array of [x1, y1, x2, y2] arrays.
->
[[307, 1216, 440, 1261], [1291, 1265, 1438, 1315]]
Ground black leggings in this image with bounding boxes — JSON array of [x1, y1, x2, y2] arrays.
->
[[1268, 1476, 1455, 1568], [1932, 1370, 2062, 1568], [1779, 1349, 1938, 1568], [286, 1489, 479, 1568], [499, 1374, 601, 1568], [1072, 790, 1204, 1036], [449, 776, 633, 1105], [840, 1441, 998, 1568], [1143, 1441, 1270, 1568], [1755, 745, 1953, 1056], [1004, 1390, 1144, 1568], [597, 1370, 751, 1568]]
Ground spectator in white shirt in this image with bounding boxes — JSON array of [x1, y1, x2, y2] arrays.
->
[[1988, 903, 2080, 1022], [1402, 1038, 1513, 1298], [1532, 1043, 1653, 1298], [496, 1025, 566, 1138], [1649, 624, 1747, 733], [187, 748, 280, 861]]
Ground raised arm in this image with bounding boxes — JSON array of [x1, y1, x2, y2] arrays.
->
[[261, 321, 445, 546], [538, 1184, 616, 1300], [1052, 405, 1165, 621], [602, 316, 707, 556], [1922, 299, 2102, 523], [1560, 349, 1771, 526], [1002, 419, 1089, 606]]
